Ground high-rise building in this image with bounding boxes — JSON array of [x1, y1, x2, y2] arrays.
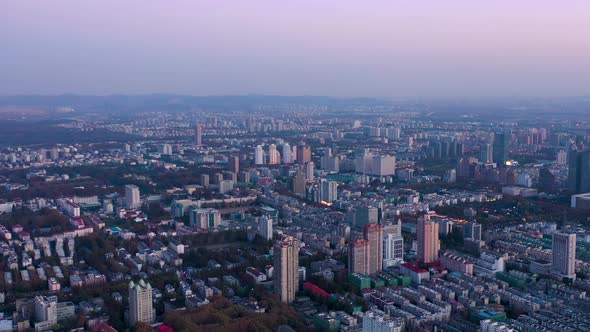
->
[[228, 155, 240, 174], [556, 149, 568, 165], [194, 124, 203, 146], [219, 180, 233, 194], [464, 222, 482, 241], [364, 224, 384, 274], [492, 131, 510, 166], [351, 206, 379, 230], [383, 233, 404, 268], [159, 144, 173, 155], [348, 239, 369, 275], [417, 213, 439, 264], [297, 145, 312, 163], [305, 161, 315, 181], [567, 150, 590, 193], [292, 171, 306, 195], [320, 179, 338, 203], [274, 236, 299, 303], [129, 279, 154, 327], [189, 207, 221, 229], [348, 224, 384, 275], [551, 232, 576, 280], [125, 184, 140, 209], [254, 145, 265, 165], [200, 174, 210, 188], [268, 144, 280, 164], [282, 143, 291, 164], [371, 155, 396, 176], [34, 295, 57, 324], [258, 217, 273, 240], [480, 143, 493, 163]]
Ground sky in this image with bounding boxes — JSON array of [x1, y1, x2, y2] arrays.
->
[[1, 0, 590, 98]]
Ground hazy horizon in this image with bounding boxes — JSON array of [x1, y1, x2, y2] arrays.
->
[[2, 0, 590, 97]]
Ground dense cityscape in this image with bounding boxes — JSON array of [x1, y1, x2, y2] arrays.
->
[[0, 96, 588, 332]]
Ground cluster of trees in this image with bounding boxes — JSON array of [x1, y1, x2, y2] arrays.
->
[[1, 207, 69, 234], [163, 296, 311, 332]]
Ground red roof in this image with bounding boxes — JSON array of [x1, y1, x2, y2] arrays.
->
[[303, 282, 329, 299], [401, 262, 428, 273], [159, 325, 175, 332], [91, 322, 117, 332]]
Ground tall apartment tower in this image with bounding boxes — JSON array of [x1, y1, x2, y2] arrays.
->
[[258, 216, 273, 241], [274, 236, 299, 303], [125, 184, 140, 209], [567, 150, 590, 193], [282, 143, 291, 164], [348, 224, 384, 275], [552, 232, 576, 280], [320, 179, 338, 203], [228, 155, 240, 174], [129, 279, 154, 327], [417, 213, 439, 264], [194, 124, 203, 146], [254, 145, 265, 165], [364, 224, 384, 274], [297, 145, 312, 163]]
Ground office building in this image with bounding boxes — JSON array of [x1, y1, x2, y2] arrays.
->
[[492, 131, 510, 166], [383, 233, 404, 268], [129, 279, 154, 327], [125, 184, 140, 209], [274, 236, 299, 303], [320, 179, 338, 203], [254, 145, 265, 165], [189, 207, 221, 229], [417, 213, 439, 264], [552, 232, 576, 280], [567, 150, 590, 193], [480, 143, 493, 163]]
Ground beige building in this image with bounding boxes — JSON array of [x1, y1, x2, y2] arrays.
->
[[552, 232, 576, 280], [129, 279, 154, 327], [348, 224, 384, 275], [274, 236, 299, 303], [417, 213, 439, 264]]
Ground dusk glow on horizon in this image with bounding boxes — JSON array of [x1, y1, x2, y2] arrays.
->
[[2, 0, 590, 97]]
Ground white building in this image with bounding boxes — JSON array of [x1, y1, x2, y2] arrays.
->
[[219, 180, 234, 194], [282, 143, 291, 164], [254, 145, 264, 165], [320, 179, 338, 203], [258, 217, 273, 240], [125, 185, 141, 209], [552, 232, 576, 280], [189, 207, 221, 229], [383, 233, 404, 268], [362, 308, 404, 332], [129, 279, 154, 327]]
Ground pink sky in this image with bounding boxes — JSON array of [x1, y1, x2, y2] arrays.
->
[[1, 0, 589, 97]]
